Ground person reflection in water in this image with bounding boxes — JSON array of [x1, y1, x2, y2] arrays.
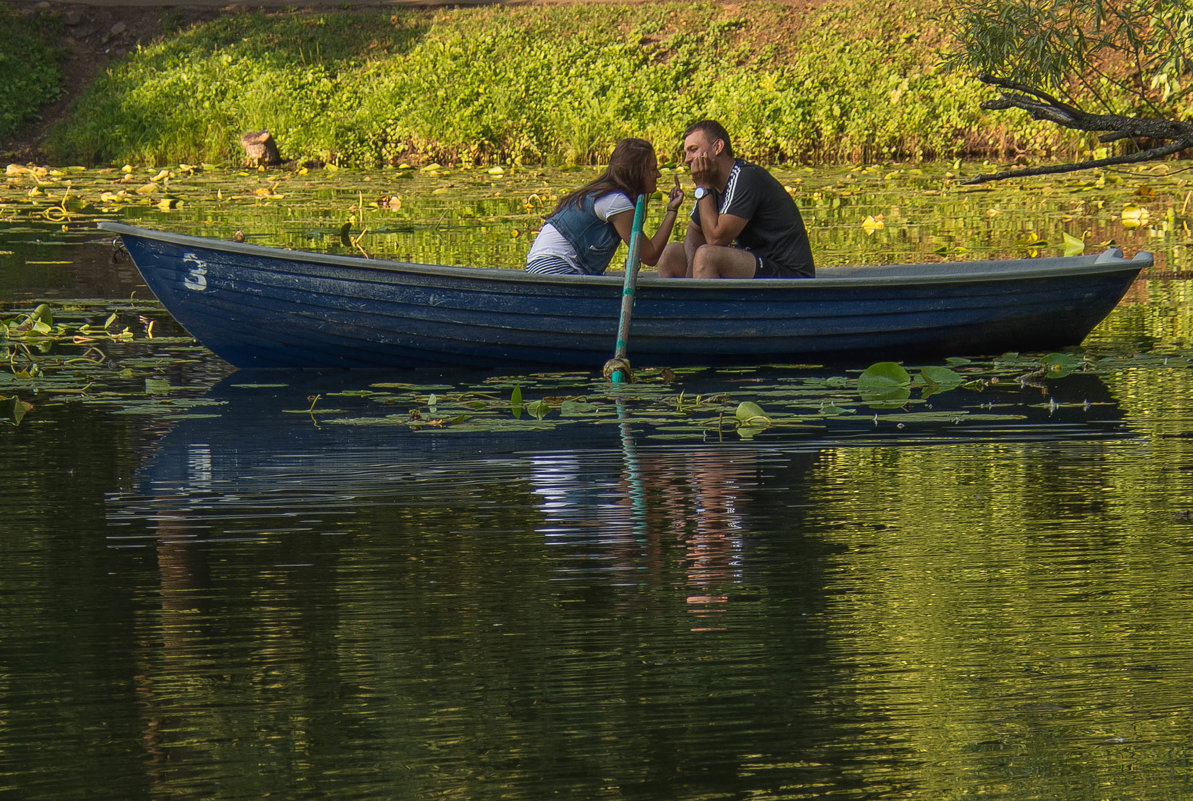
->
[[645, 452, 749, 630], [531, 449, 762, 631]]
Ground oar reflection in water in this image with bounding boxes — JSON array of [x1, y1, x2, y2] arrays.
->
[[531, 405, 820, 631]]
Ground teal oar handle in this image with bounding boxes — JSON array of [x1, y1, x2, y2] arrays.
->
[[610, 194, 647, 383]]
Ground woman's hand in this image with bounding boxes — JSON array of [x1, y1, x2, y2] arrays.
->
[[666, 175, 684, 212]]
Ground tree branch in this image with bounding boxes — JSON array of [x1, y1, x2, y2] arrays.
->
[[963, 139, 1193, 184], [968, 73, 1193, 182], [977, 73, 1083, 117]]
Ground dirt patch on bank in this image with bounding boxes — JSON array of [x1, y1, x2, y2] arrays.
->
[[2, 2, 230, 162]]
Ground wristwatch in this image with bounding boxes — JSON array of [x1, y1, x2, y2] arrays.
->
[[694, 186, 711, 200]]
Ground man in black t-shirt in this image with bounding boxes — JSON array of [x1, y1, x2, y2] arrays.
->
[[657, 120, 814, 279]]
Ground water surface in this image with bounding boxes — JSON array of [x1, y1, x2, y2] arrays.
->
[[3, 163, 1193, 800]]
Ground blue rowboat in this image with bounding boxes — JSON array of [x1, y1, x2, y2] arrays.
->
[[98, 221, 1149, 370]]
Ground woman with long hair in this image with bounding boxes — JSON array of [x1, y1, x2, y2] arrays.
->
[[526, 138, 684, 276]]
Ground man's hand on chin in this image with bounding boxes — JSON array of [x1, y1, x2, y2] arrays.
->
[[689, 154, 716, 188]]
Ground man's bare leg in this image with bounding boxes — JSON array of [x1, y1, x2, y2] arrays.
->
[[656, 242, 689, 278], [692, 245, 757, 278]]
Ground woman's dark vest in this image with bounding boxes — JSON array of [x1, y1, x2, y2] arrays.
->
[[546, 195, 622, 275]]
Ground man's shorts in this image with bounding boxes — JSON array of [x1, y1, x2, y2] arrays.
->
[[752, 252, 814, 279]]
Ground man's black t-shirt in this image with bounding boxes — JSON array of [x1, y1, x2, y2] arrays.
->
[[691, 159, 815, 277]]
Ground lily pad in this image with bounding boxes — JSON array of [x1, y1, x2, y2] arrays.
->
[[1062, 231, 1085, 256], [2, 396, 33, 426], [510, 385, 523, 418], [560, 400, 600, 416], [856, 365, 908, 407], [918, 365, 965, 399], [735, 400, 772, 439], [857, 362, 912, 407], [1041, 352, 1083, 378]]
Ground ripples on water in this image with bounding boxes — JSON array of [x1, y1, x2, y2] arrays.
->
[[2, 370, 1187, 801]]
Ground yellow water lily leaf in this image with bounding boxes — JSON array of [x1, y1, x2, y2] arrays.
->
[[61, 193, 89, 213], [1121, 204, 1149, 229], [1062, 231, 1085, 256], [1015, 231, 1048, 257]]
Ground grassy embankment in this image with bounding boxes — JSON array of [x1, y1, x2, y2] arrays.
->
[[0, 5, 61, 141], [9, 1, 1090, 168]]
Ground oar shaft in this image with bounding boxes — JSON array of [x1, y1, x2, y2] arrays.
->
[[613, 195, 647, 364]]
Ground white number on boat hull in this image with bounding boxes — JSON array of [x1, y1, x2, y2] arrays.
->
[[182, 253, 208, 291]]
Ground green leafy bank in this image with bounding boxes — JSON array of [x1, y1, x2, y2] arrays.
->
[[46, 1, 1075, 167], [0, 5, 62, 139]]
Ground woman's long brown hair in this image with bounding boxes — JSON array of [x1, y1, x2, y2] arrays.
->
[[551, 138, 656, 214]]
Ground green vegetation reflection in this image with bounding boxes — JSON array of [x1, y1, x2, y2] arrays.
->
[[1, 160, 1186, 273]]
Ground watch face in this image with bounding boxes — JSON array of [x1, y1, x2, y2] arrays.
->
[[695, 187, 708, 199]]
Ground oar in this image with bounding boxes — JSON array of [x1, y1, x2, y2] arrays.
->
[[606, 194, 647, 384]]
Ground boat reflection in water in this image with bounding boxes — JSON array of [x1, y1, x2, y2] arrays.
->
[[108, 367, 1131, 617]]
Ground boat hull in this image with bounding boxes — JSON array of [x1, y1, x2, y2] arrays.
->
[[99, 222, 1149, 370]]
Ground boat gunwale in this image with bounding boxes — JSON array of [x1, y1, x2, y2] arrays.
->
[[98, 221, 1152, 289]]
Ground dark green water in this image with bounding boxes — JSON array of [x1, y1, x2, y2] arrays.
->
[[4, 163, 1193, 800]]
